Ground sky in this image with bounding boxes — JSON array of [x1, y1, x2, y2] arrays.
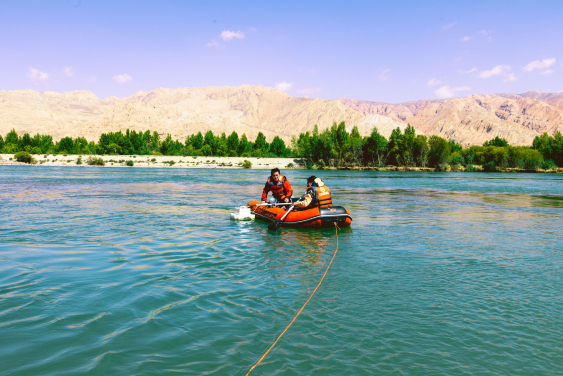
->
[[0, 0, 562, 103]]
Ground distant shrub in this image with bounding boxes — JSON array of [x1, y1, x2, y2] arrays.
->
[[240, 152, 251, 158], [450, 154, 465, 166], [87, 157, 105, 166], [76, 156, 82, 165], [151, 158, 156, 162], [465, 164, 479, 172], [435, 163, 449, 172], [286, 162, 294, 168], [14, 151, 33, 163], [150, 151, 163, 156], [541, 159, 557, 170], [126, 160, 134, 166], [242, 160, 252, 169], [31, 147, 42, 154], [482, 161, 496, 172]]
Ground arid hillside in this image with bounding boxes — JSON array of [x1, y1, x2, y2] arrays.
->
[[1, 85, 562, 146], [0, 85, 404, 144], [339, 92, 563, 146]]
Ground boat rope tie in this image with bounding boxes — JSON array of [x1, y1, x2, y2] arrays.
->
[[246, 223, 340, 375]]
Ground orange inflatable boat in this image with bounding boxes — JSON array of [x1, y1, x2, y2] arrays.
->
[[247, 200, 352, 229]]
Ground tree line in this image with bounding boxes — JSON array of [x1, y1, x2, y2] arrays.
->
[[1, 123, 562, 169], [0, 129, 290, 158]]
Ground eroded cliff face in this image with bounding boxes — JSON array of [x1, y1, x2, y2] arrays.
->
[[1, 85, 562, 146], [339, 93, 563, 146]]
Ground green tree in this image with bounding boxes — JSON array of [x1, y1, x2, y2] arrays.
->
[[227, 131, 239, 155], [483, 136, 509, 147], [428, 136, 451, 167], [363, 127, 388, 165], [58, 137, 74, 154], [448, 140, 463, 153], [254, 132, 267, 152], [201, 144, 213, 156], [414, 135, 429, 167], [5, 129, 19, 148], [203, 131, 215, 153], [191, 132, 204, 149], [269, 136, 287, 157], [238, 133, 251, 155]]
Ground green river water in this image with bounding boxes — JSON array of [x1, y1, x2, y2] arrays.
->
[[1, 167, 562, 375]]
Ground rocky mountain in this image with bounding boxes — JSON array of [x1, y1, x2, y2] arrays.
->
[[1, 85, 562, 146], [339, 93, 563, 146]]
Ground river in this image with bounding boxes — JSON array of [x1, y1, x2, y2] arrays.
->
[[1, 167, 562, 375]]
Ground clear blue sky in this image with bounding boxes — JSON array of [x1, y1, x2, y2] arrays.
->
[[1, 0, 562, 103]]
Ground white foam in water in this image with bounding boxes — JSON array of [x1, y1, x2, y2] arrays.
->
[[230, 206, 255, 221]]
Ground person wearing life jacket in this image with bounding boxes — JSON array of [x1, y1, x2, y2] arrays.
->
[[261, 168, 293, 204], [294, 176, 332, 209]]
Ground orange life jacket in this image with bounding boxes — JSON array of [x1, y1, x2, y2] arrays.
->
[[262, 175, 293, 202], [310, 185, 332, 208]]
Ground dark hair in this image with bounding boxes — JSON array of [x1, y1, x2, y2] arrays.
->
[[307, 176, 317, 184], [271, 168, 281, 175]]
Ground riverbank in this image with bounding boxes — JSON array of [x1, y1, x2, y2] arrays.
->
[[1, 154, 562, 173], [0, 154, 304, 169]]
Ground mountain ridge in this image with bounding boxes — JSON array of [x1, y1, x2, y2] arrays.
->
[[1, 85, 562, 146]]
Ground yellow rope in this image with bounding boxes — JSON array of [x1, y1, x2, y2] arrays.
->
[[246, 223, 340, 375]]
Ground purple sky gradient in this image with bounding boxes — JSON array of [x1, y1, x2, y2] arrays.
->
[[0, 0, 562, 103]]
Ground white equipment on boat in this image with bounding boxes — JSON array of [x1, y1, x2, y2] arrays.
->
[[230, 206, 255, 221]]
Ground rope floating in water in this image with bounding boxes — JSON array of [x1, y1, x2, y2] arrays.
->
[[246, 223, 340, 375]]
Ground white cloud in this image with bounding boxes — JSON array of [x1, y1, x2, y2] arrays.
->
[[435, 85, 471, 99], [220, 30, 245, 41], [207, 30, 246, 48], [523, 58, 556, 72], [540, 69, 553, 75], [28, 67, 48, 81], [275, 81, 293, 91], [460, 67, 478, 74], [378, 69, 390, 81], [479, 65, 510, 78], [206, 39, 221, 48], [427, 78, 442, 86], [63, 66, 74, 77], [504, 73, 517, 82], [113, 74, 132, 83], [443, 22, 456, 29], [460, 36, 473, 42]]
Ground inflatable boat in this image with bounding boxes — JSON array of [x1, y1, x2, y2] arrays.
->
[[247, 200, 352, 229]]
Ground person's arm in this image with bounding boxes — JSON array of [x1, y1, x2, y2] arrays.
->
[[294, 191, 313, 208], [261, 182, 270, 202], [281, 180, 293, 203]]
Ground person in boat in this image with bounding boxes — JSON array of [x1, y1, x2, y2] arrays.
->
[[261, 168, 293, 205], [294, 176, 332, 209]]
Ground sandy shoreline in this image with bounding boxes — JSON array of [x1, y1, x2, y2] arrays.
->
[[2, 154, 562, 173], [0, 154, 304, 169]]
